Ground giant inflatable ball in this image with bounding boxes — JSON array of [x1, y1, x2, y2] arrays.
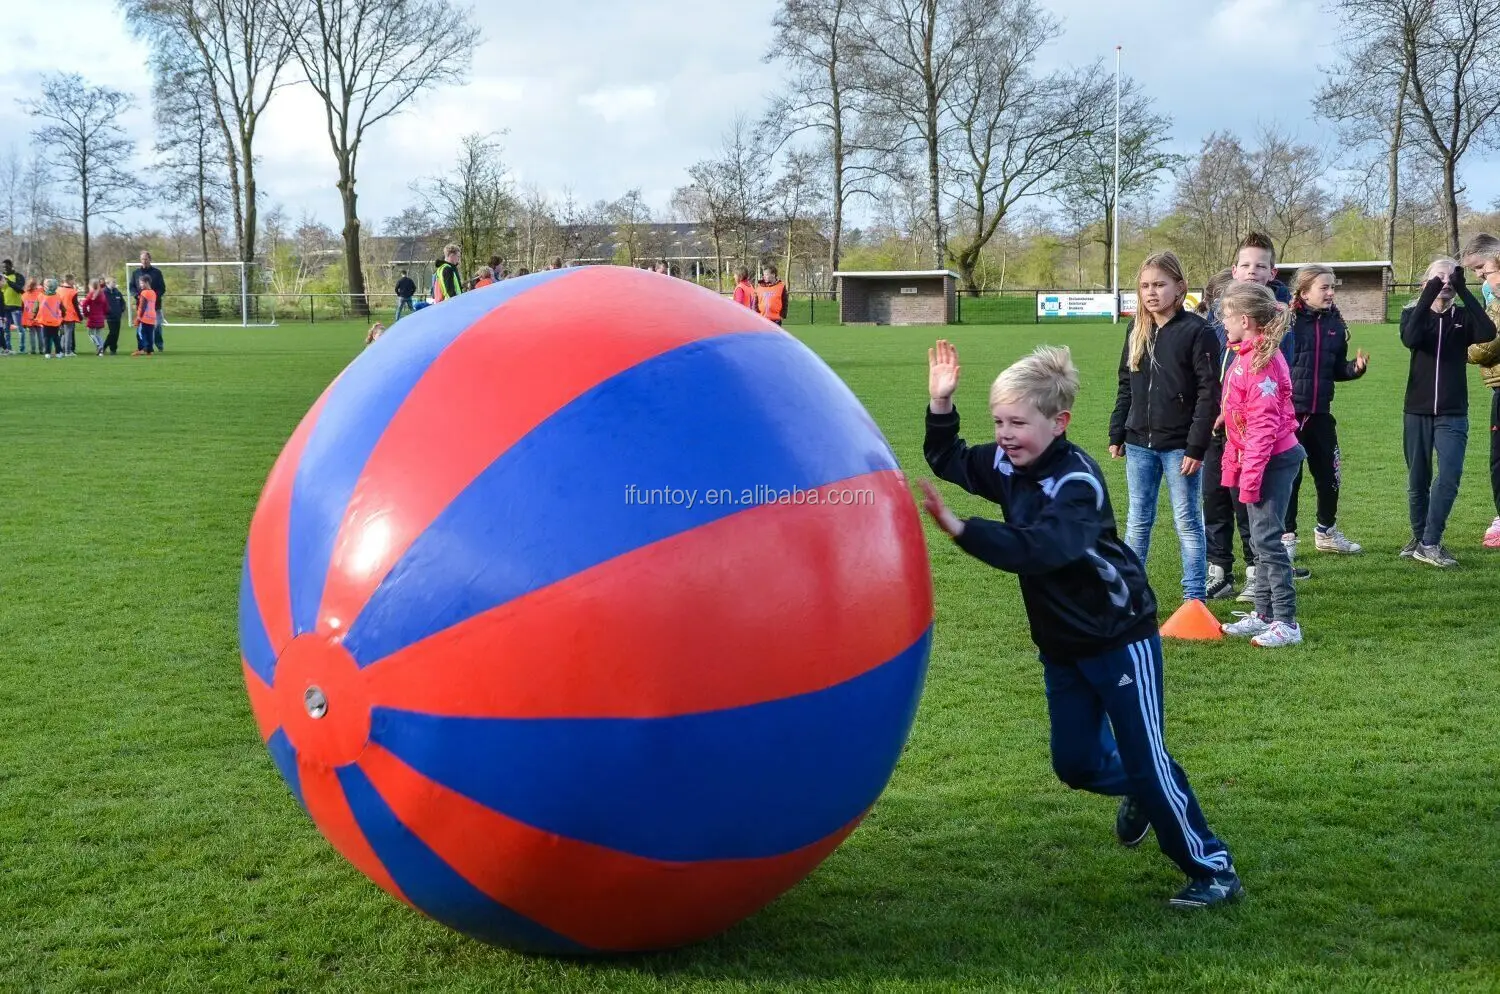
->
[[238, 266, 934, 953]]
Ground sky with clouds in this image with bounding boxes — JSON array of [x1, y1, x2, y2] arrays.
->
[[4, 0, 1499, 235]]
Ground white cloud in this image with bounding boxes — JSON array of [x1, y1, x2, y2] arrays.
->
[[578, 85, 661, 123]]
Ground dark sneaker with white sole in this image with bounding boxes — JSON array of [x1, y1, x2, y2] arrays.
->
[[1414, 543, 1459, 568], [1169, 870, 1243, 909], [1115, 796, 1150, 848], [1399, 537, 1420, 559], [1292, 566, 1312, 581]]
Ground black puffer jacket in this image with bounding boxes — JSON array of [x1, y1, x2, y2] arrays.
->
[[1289, 303, 1364, 415], [1108, 309, 1222, 460]]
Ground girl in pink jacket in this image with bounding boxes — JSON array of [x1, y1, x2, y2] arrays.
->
[[1217, 282, 1307, 648]]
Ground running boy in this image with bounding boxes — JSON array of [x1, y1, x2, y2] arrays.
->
[[1400, 259, 1494, 566], [920, 339, 1240, 908]]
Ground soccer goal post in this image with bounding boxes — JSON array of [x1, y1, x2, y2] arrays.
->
[[123, 260, 277, 328]]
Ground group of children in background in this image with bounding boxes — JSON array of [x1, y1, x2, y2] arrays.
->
[[911, 230, 1500, 912], [1096, 231, 1500, 651], [0, 264, 162, 358]]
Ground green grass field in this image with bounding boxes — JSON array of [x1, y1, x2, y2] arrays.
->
[[2, 319, 1498, 992]]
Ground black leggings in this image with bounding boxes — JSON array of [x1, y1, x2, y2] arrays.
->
[[1204, 434, 1255, 570], [1287, 413, 1341, 534]]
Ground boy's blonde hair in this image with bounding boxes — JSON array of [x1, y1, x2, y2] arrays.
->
[[1219, 281, 1294, 372], [1127, 251, 1188, 372], [989, 344, 1079, 419]]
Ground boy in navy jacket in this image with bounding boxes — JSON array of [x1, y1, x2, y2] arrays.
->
[[919, 340, 1240, 908]]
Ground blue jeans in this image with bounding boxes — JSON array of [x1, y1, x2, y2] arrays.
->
[[1043, 635, 1232, 880], [1124, 444, 1207, 602], [395, 296, 414, 321], [1404, 414, 1468, 545]]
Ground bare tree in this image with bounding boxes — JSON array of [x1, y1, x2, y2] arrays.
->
[[0, 147, 21, 254], [771, 149, 830, 284], [1315, 22, 1413, 265], [856, 0, 992, 268], [673, 161, 738, 290], [765, 0, 878, 272], [273, 0, 473, 313], [121, 0, 297, 271], [605, 190, 652, 267], [1173, 132, 1256, 278], [414, 132, 513, 273], [1247, 125, 1328, 260], [941, 1, 1110, 289], [154, 61, 230, 298], [25, 73, 136, 280], [1056, 75, 1181, 286], [1328, 0, 1500, 254]]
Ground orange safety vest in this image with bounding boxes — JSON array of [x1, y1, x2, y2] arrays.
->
[[37, 294, 64, 327], [474, 277, 495, 288], [137, 289, 158, 326], [21, 290, 41, 326], [59, 285, 80, 322], [733, 280, 756, 308], [754, 281, 787, 323]]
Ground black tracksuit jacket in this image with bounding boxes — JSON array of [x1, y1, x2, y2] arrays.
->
[[925, 406, 1158, 661]]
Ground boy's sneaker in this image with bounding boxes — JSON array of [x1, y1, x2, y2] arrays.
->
[[1484, 518, 1500, 548], [1292, 565, 1312, 581], [1399, 537, 1421, 558], [1115, 796, 1151, 848], [1222, 611, 1269, 638], [1237, 566, 1256, 603], [1252, 620, 1303, 647], [1169, 870, 1243, 909], [1314, 526, 1362, 554], [1205, 564, 1235, 600], [1414, 543, 1458, 568]]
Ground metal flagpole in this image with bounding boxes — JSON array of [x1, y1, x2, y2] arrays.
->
[[1113, 45, 1121, 325]]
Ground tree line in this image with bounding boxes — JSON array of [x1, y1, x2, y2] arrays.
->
[[4, 0, 1500, 299]]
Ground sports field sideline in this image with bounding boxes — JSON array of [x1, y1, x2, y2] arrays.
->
[[1, 320, 1496, 992]]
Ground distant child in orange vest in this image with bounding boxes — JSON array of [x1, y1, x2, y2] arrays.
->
[[472, 266, 495, 288], [134, 275, 159, 356], [732, 267, 756, 309], [754, 264, 788, 326], [37, 278, 65, 358], [20, 279, 42, 354], [58, 273, 81, 356]]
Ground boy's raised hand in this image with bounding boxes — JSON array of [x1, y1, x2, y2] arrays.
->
[[928, 339, 960, 413], [1355, 348, 1370, 373], [919, 479, 965, 538]]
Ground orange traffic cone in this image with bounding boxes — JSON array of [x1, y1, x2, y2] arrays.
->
[[1160, 599, 1224, 641]]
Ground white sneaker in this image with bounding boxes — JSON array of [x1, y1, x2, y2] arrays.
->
[[1252, 621, 1303, 648], [1282, 532, 1298, 559], [1236, 566, 1256, 603], [1222, 611, 1270, 637], [1314, 526, 1362, 554]]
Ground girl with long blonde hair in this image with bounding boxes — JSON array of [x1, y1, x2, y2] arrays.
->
[[1107, 251, 1220, 604]]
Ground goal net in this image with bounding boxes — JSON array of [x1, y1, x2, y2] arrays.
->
[[123, 261, 277, 328]]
